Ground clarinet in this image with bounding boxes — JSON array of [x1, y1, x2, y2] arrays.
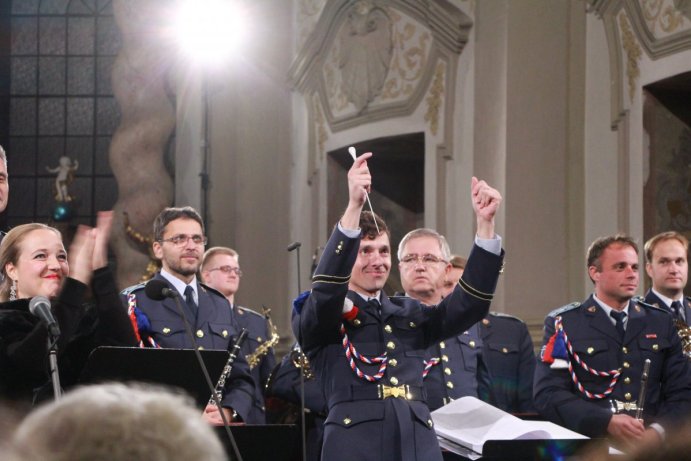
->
[[635, 359, 651, 421], [209, 329, 248, 407]]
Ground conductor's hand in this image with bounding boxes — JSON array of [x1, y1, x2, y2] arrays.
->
[[471, 177, 502, 239], [348, 152, 372, 208], [341, 152, 373, 230], [68, 225, 96, 286], [92, 211, 113, 270]]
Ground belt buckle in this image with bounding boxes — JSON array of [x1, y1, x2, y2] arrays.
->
[[379, 384, 409, 399], [610, 400, 638, 414]]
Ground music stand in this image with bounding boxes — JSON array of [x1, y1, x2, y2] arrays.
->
[[79, 346, 229, 408]]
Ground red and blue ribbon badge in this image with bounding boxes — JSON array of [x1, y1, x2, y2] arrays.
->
[[541, 320, 569, 369]]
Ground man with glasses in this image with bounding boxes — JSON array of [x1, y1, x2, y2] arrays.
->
[[293, 152, 504, 461], [201, 246, 276, 423], [121, 206, 255, 424], [396, 229, 489, 411]]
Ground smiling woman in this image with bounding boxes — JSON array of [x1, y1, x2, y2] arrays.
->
[[0, 213, 137, 407]]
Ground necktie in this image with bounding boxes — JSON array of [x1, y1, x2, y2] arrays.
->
[[184, 285, 198, 318], [610, 310, 626, 340], [671, 301, 683, 322]]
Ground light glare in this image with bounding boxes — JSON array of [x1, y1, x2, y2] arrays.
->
[[175, 0, 246, 66]]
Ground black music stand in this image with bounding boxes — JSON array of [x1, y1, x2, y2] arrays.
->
[[79, 346, 229, 408]]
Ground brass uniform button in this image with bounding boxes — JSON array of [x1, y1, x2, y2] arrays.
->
[[624, 393, 632, 401], [409, 322, 416, 328], [623, 362, 630, 368], [482, 318, 490, 326], [257, 336, 263, 342], [624, 377, 631, 384], [222, 330, 228, 338], [196, 330, 204, 338], [502, 347, 508, 354], [444, 368, 452, 376], [162, 327, 171, 335], [442, 355, 449, 362], [622, 346, 628, 354], [343, 417, 351, 425], [427, 419, 434, 428], [387, 341, 396, 350], [198, 346, 204, 350], [336, 241, 344, 255], [587, 347, 594, 355], [439, 342, 446, 349], [653, 344, 659, 351], [389, 359, 398, 367], [384, 325, 392, 333], [446, 381, 454, 389], [469, 341, 476, 348], [353, 319, 362, 326], [390, 377, 399, 385]]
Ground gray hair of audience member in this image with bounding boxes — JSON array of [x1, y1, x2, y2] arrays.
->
[[11, 383, 228, 461], [0, 145, 7, 169], [396, 228, 451, 262]]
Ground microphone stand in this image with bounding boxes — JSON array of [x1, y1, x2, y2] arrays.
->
[[47, 333, 62, 400], [168, 293, 243, 461], [288, 242, 306, 461]]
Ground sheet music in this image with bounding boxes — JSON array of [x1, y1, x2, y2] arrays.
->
[[432, 397, 588, 456]]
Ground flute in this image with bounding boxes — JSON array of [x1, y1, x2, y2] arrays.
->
[[635, 358, 651, 421]]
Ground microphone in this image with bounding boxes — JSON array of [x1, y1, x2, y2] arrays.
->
[[144, 279, 179, 300], [287, 242, 301, 252], [29, 296, 61, 337]]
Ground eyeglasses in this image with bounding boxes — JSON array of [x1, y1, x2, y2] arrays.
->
[[159, 234, 208, 247], [400, 254, 447, 265], [208, 266, 243, 277]]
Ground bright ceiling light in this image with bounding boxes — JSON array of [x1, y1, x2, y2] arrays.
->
[[174, 0, 246, 67]]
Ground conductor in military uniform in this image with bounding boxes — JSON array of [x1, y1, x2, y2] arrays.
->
[[534, 235, 691, 448], [120, 207, 255, 424], [293, 152, 504, 461], [644, 231, 690, 328], [397, 229, 489, 410]]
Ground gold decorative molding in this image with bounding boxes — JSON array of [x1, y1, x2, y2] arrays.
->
[[618, 12, 642, 102], [424, 61, 445, 136], [641, 0, 687, 36]]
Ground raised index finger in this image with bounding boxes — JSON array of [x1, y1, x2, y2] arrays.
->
[[353, 151, 373, 167]]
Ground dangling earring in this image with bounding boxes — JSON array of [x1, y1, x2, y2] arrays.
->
[[9, 279, 17, 301]]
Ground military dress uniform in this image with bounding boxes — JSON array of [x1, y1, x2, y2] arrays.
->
[[233, 304, 277, 423], [534, 295, 691, 437], [293, 227, 504, 461], [644, 290, 691, 324], [480, 312, 536, 413], [419, 321, 488, 411], [120, 273, 255, 422]]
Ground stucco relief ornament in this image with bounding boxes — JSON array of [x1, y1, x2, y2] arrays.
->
[[46, 156, 79, 222], [339, 1, 393, 113]]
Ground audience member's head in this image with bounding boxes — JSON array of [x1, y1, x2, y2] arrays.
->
[[644, 231, 688, 299], [11, 383, 227, 461], [397, 228, 451, 305], [442, 254, 467, 297]]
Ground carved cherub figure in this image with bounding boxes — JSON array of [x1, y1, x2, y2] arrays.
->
[[46, 156, 79, 202]]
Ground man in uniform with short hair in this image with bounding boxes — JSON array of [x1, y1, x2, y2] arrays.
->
[[534, 235, 691, 448], [644, 231, 689, 328], [293, 152, 504, 461], [121, 206, 255, 424], [201, 246, 276, 423]]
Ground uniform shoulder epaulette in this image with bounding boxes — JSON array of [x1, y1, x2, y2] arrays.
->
[[121, 282, 146, 296], [632, 296, 665, 311], [547, 302, 580, 318], [199, 283, 226, 299], [236, 305, 267, 319], [488, 311, 524, 322]]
